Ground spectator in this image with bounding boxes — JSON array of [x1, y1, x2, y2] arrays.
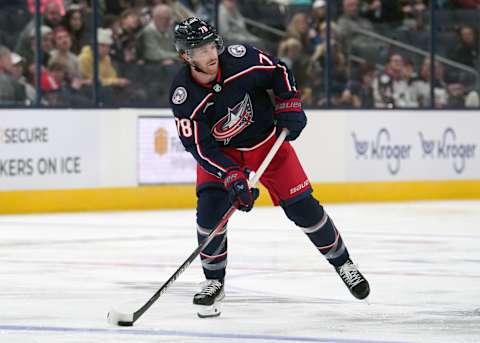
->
[[410, 58, 448, 108], [309, 8, 339, 54], [44, 59, 92, 106], [137, 0, 193, 25], [278, 37, 303, 70], [110, 8, 143, 65], [9, 52, 36, 104], [307, 22, 348, 106], [346, 62, 376, 108], [137, 4, 178, 64], [63, 4, 90, 54], [402, 57, 418, 86], [286, 13, 312, 53], [337, 0, 382, 61], [16, 25, 54, 68], [79, 28, 149, 105], [360, 0, 403, 27], [373, 53, 418, 108], [0, 45, 27, 105], [79, 28, 130, 87], [444, 72, 480, 108], [311, 0, 326, 29], [157, 0, 193, 22], [398, 0, 427, 32], [218, 0, 262, 46], [277, 37, 311, 101], [448, 25, 479, 68], [50, 27, 82, 79], [16, 1, 64, 61]]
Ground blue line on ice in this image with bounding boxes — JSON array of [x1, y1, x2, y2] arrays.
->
[[0, 324, 413, 343]]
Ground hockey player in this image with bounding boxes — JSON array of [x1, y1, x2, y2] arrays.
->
[[169, 17, 370, 318]]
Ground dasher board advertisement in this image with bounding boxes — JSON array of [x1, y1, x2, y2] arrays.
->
[[0, 110, 100, 190], [347, 112, 479, 181], [138, 117, 196, 184]]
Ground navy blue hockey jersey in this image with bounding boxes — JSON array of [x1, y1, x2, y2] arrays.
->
[[169, 44, 298, 179]]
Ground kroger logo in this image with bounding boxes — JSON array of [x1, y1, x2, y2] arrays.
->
[[352, 128, 411, 175], [418, 127, 476, 174]]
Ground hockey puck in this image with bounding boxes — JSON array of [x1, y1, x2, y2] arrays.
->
[[107, 310, 135, 327], [117, 321, 133, 327]]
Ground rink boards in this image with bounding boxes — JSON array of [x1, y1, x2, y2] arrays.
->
[[0, 109, 479, 213]]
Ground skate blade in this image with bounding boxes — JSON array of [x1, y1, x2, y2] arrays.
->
[[196, 303, 222, 318]]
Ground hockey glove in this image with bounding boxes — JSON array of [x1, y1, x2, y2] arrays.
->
[[224, 167, 259, 212], [275, 93, 307, 141]]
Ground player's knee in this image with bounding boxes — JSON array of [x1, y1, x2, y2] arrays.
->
[[197, 188, 230, 229], [282, 195, 324, 228]]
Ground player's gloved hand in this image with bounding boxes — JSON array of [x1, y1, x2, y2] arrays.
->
[[223, 167, 259, 212], [274, 92, 307, 141]]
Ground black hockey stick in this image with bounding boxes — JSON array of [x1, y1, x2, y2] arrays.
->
[[107, 128, 288, 326]]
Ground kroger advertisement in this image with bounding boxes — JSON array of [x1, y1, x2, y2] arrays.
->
[[0, 110, 100, 190], [138, 116, 196, 184], [347, 112, 479, 181]]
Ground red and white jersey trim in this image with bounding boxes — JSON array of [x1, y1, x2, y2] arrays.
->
[[193, 121, 227, 173], [224, 65, 276, 84], [236, 127, 276, 151], [189, 93, 214, 120], [277, 63, 296, 92]]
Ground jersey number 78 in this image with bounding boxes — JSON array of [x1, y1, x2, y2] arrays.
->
[[175, 117, 193, 138]]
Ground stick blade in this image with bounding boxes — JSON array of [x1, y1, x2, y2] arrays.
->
[[107, 309, 134, 326]]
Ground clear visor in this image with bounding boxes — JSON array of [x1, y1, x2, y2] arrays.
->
[[185, 36, 224, 58]]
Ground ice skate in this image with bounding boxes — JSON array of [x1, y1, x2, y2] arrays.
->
[[193, 279, 225, 318], [335, 259, 370, 300]]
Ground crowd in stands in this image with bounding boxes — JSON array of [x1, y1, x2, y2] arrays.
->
[[0, 0, 478, 108]]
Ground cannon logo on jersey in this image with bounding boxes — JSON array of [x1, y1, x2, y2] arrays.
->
[[227, 45, 246, 58], [212, 93, 254, 145], [172, 86, 187, 104]]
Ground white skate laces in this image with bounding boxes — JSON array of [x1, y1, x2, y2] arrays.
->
[[194, 279, 225, 318], [199, 280, 223, 296], [337, 260, 364, 288], [335, 259, 370, 300]]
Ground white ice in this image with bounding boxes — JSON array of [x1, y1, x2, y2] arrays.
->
[[0, 201, 479, 343]]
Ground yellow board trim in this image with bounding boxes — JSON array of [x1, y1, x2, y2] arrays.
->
[[1, 180, 480, 214]]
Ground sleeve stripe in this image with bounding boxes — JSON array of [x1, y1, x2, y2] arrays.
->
[[193, 121, 227, 174], [224, 66, 276, 84], [190, 93, 214, 120], [277, 63, 296, 92]]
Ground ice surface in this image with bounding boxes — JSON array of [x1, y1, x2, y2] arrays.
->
[[0, 201, 479, 343]]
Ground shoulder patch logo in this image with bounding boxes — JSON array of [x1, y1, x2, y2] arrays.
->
[[227, 45, 246, 58], [172, 87, 187, 105]]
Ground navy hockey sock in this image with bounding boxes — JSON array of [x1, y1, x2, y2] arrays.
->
[[197, 188, 230, 280], [283, 196, 349, 266]]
